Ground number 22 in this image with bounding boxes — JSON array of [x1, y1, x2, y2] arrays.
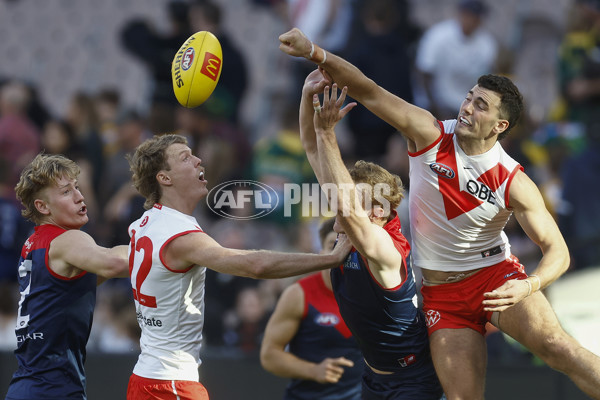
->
[[129, 230, 157, 308]]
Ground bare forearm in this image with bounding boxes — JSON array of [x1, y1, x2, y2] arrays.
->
[[529, 243, 570, 291], [232, 250, 341, 279], [322, 52, 378, 103], [300, 90, 321, 177], [315, 128, 357, 212]]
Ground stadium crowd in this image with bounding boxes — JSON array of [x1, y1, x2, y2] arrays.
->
[[0, 0, 598, 373]]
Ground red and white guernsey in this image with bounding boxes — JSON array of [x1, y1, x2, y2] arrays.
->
[[128, 204, 206, 381], [408, 120, 523, 272]]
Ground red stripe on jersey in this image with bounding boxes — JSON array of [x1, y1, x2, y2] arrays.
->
[[476, 163, 510, 192], [436, 134, 483, 219]]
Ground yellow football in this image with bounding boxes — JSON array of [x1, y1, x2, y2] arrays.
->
[[172, 31, 223, 108]]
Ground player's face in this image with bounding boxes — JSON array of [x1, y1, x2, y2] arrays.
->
[[38, 176, 88, 229], [455, 85, 507, 141], [164, 143, 208, 199]]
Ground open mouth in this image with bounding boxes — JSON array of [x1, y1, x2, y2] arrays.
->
[[199, 171, 205, 181], [459, 116, 471, 126], [79, 205, 87, 214]]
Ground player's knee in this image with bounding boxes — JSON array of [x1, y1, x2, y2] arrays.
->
[[535, 332, 578, 370]]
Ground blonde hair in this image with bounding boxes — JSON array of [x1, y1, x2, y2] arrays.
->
[[15, 153, 80, 224], [127, 134, 188, 209], [348, 160, 405, 212]]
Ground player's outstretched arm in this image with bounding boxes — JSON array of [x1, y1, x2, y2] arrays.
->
[[260, 283, 354, 383], [163, 232, 351, 279], [279, 27, 440, 152], [483, 170, 570, 312], [49, 230, 129, 279], [300, 69, 330, 181], [311, 85, 404, 288]]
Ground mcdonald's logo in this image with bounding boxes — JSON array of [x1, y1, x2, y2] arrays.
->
[[200, 52, 222, 82]]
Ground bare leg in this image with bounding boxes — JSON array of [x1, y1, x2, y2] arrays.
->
[[497, 291, 600, 399], [429, 328, 487, 400]]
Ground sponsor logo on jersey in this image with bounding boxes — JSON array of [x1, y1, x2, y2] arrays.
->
[[482, 245, 502, 258], [429, 162, 455, 179], [137, 311, 163, 327], [398, 354, 417, 367], [425, 309, 441, 328], [343, 255, 361, 270], [181, 47, 195, 71], [16, 332, 44, 343], [315, 313, 340, 327]]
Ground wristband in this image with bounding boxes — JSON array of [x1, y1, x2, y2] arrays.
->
[[529, 274, 541, 292], [308, 42, 326, 64], [524, 279, 532, 297]]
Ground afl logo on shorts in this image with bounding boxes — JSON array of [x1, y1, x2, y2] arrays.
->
[[425, 310, 441, 328], [181, 48, 195, 71], [429, 162, 455, 179]]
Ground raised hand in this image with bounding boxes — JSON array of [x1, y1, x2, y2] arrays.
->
[[313, 84, 357, 133], [279, 28, 312, 58]]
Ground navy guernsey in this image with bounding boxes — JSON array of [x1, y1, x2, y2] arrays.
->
[[330, 213, 435, 378], [285, 273, 362, 400], [6, 224, 97, 400]]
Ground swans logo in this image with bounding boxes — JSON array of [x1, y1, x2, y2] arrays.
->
[[425, 310, 441, 328], [206, 180, 279, 220]]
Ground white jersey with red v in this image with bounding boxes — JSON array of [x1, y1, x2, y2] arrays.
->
[[408, 119, 523, 272]]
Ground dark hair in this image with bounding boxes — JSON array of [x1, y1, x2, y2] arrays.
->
[[477, 74, 524, 140]]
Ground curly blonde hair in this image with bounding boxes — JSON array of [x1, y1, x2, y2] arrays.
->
[[348, 160, 405, 215], [15, 153, 80, 224]]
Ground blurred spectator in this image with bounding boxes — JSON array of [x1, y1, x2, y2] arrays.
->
[[89, 284, 140, 354], [415, 0, 498, 119], [0, 80, 41, 193], [65, 92, 105, 195], [250, 104, 315, 225], [121, 0, 191, 133], [222, 286, 270, 355], [558, 137, 600, 270], [40, 119, 100, 227], [0, 158, 33, 283], [345, 0, 414, 161], [93, 88, 122, 157], [189, 0, 249, 124], [281, 0, 355, 96], [0, 281, 18, 351], [100, 110, 149, 247], [557, 0, 600, 131]]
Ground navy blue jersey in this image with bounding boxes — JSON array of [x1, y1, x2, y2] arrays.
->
[[331, 214, 436, 379], [285, 273, 362, 400], [6, 224, 97, 400]]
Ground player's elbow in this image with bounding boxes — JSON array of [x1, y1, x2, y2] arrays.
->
[[101, 257, 129, 279], [259, 345, 277, 373], [246, 258, 270, 279]]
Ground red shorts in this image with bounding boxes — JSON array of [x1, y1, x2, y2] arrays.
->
[[421, 256, 527, 336], [127, 374, 209, 400]]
